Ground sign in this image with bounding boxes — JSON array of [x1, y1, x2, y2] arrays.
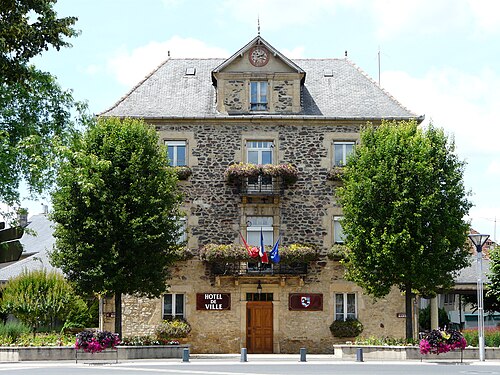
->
[[396, 312, 407, 318], [196, 293, 231, 310], [289, 293, 323, 311]]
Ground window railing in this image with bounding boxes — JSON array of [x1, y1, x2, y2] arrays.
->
[[210, 261, 307, 276]]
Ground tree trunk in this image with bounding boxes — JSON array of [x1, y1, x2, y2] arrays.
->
[[405, 283, 413, 341], [114, 292, 122, 338]]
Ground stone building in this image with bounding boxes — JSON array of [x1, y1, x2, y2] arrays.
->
[[101, 35, 422, 353]]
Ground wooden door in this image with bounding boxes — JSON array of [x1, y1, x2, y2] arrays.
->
[[246, 301, 273, 353]]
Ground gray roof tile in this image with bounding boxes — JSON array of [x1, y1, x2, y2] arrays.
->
[[101, 58, 419, 120]]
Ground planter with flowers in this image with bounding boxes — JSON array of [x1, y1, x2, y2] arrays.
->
[[327, 166, 345, 182], [224, 163, 298, 185], [173, 166, 192, 180], [75, 330, 120, 354], [419, 329, 467, 355]]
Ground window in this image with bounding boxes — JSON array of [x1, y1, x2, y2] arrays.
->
[[247, 141, 273, 165], [333, 141, 355, 166], [247, 141, 273, 188], [335, 293, 357, 321], [177, 217, 187, 244], [246, 216, 274, 247], [163, 293, 185, 320], [333, 216, 345, 244], [444, 293, 456, 305], [165, 140, 186, 166], [250, 81, 268, 111]]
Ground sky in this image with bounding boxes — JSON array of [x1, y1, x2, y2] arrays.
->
[[17, 0, 500, 241]]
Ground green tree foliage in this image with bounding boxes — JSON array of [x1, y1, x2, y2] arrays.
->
[[487, 245, 500, 308], [337, 120, 472, 340], [50, 117, 182, 337], [0, 0, 78, 84], [0, 0, 80, 206], [418, 305, 450, 331], [0, 269, 87, 334]]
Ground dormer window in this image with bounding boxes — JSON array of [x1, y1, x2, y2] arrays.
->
[[250, 81, 268, 111]]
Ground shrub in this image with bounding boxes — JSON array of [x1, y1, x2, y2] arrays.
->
[[0, 321, 31, 343], [154, 319, 191, 340], [355, 336, 417, 346], [1, 269, 88, 334], [330, 318, 364, 338], [121, 335, 180, 346], [0, 332, 75, 346], [462, 327, 500, 347]]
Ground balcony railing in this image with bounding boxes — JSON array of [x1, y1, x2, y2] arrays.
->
[[240, 177, 283, 196], [210, 262, 307, 276]]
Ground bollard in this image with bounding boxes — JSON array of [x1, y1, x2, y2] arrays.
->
[[356, 347, 363, 362], [182, 347, 190, 363], [300, 347, 307, 362], [240, 347, 248, 362]]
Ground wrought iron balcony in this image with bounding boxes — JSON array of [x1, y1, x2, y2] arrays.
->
[[239, 177, 284, 196], [210, 261, 307, 276]]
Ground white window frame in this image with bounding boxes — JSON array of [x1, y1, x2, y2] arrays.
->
[[246, 216, 274, 247], [165, 140, 187, 167], [250, 81, 268, 111], [246, 140, 273, 165], [333, 141, 355, 166], [177, 217, 187, 244], [163, 293, 185, 320], [334, 292, 357, 321], [333, 216, 345, 244]]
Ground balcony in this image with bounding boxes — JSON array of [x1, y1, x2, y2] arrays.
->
[[239, 177, 283, 196], [210, 261, 307, 276]]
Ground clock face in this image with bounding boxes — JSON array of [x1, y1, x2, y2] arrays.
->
[[249, 46, 269, 67]]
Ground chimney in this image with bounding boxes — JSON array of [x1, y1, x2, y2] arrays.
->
[[17, 208, 28, 228]]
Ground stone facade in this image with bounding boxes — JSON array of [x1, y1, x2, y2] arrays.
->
[[102, 35, 420, 354]]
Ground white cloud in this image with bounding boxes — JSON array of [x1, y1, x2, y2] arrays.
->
[[219, 0, 359, 31], [106, 36, 229, 87], [370, 0, 500, 39], [381, 67, 500, 158], [487, 160, 500, 176]]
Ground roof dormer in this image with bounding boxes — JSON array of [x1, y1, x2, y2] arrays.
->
[[212, 36, 305, 115]]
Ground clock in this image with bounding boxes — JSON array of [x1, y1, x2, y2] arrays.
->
[[249, 46, 269, 67]]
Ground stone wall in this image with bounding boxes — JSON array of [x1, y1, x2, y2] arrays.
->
[[121, 257, 406, 354], [118, 118, 406, 354]]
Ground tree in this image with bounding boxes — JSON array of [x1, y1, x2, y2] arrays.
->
[[0, 0, 79, 207], [1, 0, 78, 84], [337, 120, 472, 340], [50, 117, 182, 337], [487, 245, 500, 309], [0, 269, 87, 334]]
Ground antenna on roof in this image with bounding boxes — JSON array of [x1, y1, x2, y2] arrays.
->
[[378, 46, 381, 86], [257, 15, 261, 36]]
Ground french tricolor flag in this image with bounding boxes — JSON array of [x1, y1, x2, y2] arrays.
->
[[259, 228, 269, 263]]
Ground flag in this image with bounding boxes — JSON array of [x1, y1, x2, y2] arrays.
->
[[269, 236, 281, 263], [239, 232, 259, 258], [259, 228, 269, 263]]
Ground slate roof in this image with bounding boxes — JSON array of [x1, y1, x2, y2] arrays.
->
[[101, 57, 420, 120], [454, 256, 491, 285], [0, 214, 60, 282]]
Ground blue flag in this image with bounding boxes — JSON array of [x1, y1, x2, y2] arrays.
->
[[269, 236, 281, 263]]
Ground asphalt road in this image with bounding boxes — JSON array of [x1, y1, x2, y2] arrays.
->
[[1, 358, 500, 375]]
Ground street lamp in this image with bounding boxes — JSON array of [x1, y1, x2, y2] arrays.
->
[[468, 233, 490, 362]]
